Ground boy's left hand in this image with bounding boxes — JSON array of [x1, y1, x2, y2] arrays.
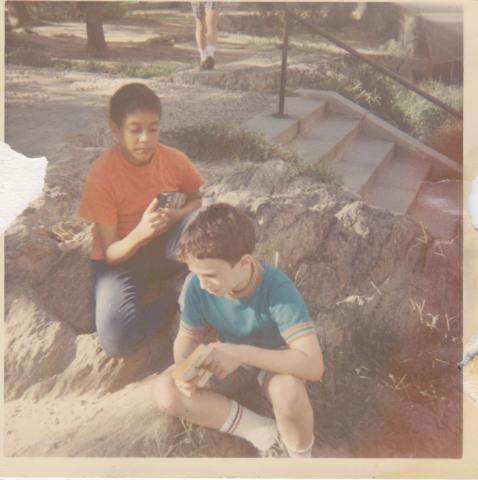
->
[[157, 208, 182, 232], [203, 342, 242, 380]]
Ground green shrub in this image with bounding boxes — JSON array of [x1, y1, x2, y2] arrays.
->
[[111, 62, 181, 78], [309, 55, 462, 159], [163, 122, 301, 163], [313, 60, 409, 131], [392, 80, 462, 139], [162, 123, 340, 184]]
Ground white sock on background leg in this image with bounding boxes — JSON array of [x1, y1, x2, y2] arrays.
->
[[199, 49, 208, 61], [219, 400, 278, 451], [206, 44, 216, 57]]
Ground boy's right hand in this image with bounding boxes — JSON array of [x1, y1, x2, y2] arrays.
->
[[134, 197, 168, 243], [174, 376, 202, 398]]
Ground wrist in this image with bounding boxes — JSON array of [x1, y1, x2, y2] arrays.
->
[[227, 343, 249, 364], [130, 224, 146, 245]]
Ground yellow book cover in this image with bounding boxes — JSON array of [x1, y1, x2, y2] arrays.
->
[[172, 343, 214, 384]]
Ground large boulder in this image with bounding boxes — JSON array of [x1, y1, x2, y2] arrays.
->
[[4, 154, 462, 457]]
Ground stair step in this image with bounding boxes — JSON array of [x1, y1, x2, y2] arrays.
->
[[289, 115, 361, 166], [364, 154, 432, 213], [408, 180, 462, 240], [244, 114, 298, 145], [243, 98, 326, 145], [333, 138, 395, 193], [285, 97, 326, 132]]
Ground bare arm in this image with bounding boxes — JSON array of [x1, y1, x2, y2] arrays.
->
[[205, 334, 324, 382], [173, 331, 203, 364], [96, 197, 164, 265], [97, 191, 201, 266]]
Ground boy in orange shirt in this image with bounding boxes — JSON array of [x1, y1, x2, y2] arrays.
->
[[80, 83, 204, 358]]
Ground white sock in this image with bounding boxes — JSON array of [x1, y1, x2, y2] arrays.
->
[[199, 49, 208, 61], [284, 436, 314, 458], [206, 44, 216, 57], [219, 400, 278, 451]]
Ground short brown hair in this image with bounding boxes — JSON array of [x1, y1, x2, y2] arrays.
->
[[110, 83, 161, 126], [177, 203, 256, 264]]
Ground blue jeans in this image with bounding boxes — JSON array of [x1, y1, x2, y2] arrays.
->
[[92, 213, 196, 358]]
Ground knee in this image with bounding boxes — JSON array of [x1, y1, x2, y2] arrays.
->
[[95, 312, 139, 358], [153, 371, 183, 417], [99, 334, 137, 359], [95, 300, 139, 358], [268, 375, 309, 417]]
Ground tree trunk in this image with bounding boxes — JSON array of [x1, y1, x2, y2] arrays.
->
[[78, 2, 108, 58], [8, 1, 34, 27]]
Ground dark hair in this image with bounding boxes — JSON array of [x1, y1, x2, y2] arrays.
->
[[109, 83, 161, 126], [177, 203, 256, 265]]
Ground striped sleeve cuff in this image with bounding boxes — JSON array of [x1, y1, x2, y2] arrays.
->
[[179, 320, 206, 339], [281, 321, 317, 344]]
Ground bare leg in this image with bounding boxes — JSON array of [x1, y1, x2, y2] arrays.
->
[[205, 9, 219, 53], [266, 374, 314, 450], [153, 365, 231, 428], [194, 17, 207, 55]]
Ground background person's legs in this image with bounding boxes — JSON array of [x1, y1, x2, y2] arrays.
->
[[204, 7, 219, 67], [192, 2, 208, 67], [191, 1, 220, 70]]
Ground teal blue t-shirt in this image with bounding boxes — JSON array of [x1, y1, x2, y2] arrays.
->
[[179, 262, 317, 349]]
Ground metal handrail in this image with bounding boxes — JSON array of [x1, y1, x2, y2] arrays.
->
[[277, 10, 290, 117], [278, 8, 463, 120]]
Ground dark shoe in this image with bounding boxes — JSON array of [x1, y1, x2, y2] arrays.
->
[[204, 56, 215, 70], [199, 59, 208, 71]]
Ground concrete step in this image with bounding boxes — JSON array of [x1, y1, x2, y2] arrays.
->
[[243, 97, 326, 145], [333, 137, 396, 194], [363, 153, 432, 213], [285, 97, 327, 132], [408, 180, 462, 240], [288, 115, 361, 166]]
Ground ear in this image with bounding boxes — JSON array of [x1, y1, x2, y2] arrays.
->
[[239, 254, 253, 267], [109, 119, 120, 140]]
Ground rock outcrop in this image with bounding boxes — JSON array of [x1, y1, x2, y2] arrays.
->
[[5, 151, 462, 457]]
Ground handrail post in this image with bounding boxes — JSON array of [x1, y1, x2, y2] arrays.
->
[[278, 8, 290, 117]]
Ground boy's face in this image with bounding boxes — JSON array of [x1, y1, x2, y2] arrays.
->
[[186, 255, 252, 297], [110, 110, 160, 166]]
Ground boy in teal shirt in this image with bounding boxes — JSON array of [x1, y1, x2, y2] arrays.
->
[[153, 203, 324, 457]]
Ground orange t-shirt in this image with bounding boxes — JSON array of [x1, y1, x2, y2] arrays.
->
[[79, 143, 204, 260]]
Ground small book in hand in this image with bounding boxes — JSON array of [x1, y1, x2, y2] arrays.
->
[[172, 343, 214, 388], [157, 192, 187, 209]]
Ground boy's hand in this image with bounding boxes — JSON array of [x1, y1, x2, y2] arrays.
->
[[135, 198, 169, 242], [156, 207, 183, 232], [174, 376, 202, 398], [203, 342, 242, 380]]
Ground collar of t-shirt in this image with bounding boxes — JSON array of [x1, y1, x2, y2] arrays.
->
[[116, 143, 160, 176], [225, 258, 264, 301]]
